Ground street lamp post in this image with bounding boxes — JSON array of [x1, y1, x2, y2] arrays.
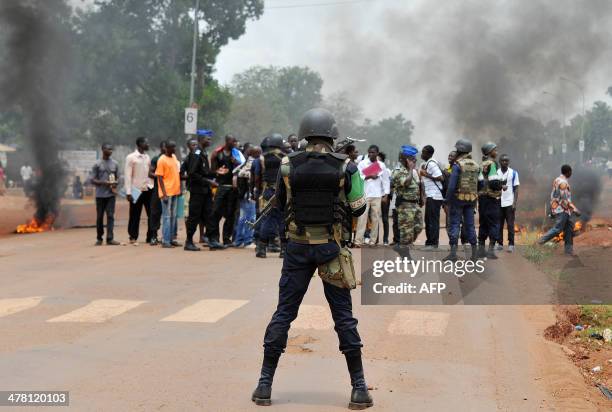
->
[[560, 76, 586, 164], [543, 90, 566, 162], [189, 0, 200, 107]]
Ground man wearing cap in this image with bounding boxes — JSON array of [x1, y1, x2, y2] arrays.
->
[[445, 139, 480, 261], [478, 142, 502, 259], [391, 145, 423, 258], [252, 108, 372, 409]]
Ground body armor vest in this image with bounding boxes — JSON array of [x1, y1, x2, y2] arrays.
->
[[289, 151, 343, 229], [480, 158, 502, 198], [262, 150, 283, 185], [456, 157, 479, 202]]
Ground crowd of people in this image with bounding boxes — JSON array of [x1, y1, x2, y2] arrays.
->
[[86, 129, 588, 258], [89, 131, 297, 252]]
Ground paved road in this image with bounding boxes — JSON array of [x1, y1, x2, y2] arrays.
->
[[0, 226, 598, 411]]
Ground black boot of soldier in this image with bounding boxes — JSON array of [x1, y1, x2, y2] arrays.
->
[[477, 243, 487, 258], [252, 353, 280, 406], [444, 244, 458, 261], [256, 241, 267, 258], [470, 244, 479, 262], [486, 243, 498, 259], [392, 244, 411, 260], [268, 238, 281, 253], [278, 242, 287, 258], [345, 351, 373, 410]]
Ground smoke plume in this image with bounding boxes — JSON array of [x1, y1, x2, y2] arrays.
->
[[0, 0, 70, 222], [319, 0, 612, 148]]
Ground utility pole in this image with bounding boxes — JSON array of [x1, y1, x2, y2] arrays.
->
[[189, 0, 200, 106], [560, 76, 586, 165]]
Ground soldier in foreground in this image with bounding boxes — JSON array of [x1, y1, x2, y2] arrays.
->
[[391, 145, 423, 259], [445, 138, 480, 261], [252, 108, 372, 409]]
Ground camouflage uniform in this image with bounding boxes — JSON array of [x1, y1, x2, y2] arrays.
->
[[392, 165, 422, 245]]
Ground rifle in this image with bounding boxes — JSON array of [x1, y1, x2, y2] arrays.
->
[[246, 136, 366, 229]]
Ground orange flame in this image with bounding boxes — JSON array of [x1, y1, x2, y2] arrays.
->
[[16, 215, 55, 234], [552, 221, 584, 243]]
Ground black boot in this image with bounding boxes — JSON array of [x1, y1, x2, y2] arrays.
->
[[477, 243, 487, 258], [252, 354, 280, 406], [279, 242, 287, 258], [486, 244, 498, 259], [345, 351, 373, 410], [392, 244, 411, 260], [268, 238, 281, 253], [470, 244, 479, 262], [184, 240, 201, 251], [444, 244, 458, 261], [256, 241, 267, 258]]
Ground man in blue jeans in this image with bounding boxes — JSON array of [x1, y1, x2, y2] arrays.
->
[[155, 140, 182, 248], [233, 146, 259, 247], [538, 165, 580, 256]]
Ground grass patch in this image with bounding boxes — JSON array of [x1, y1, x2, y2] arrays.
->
[[523, 243, 553, 265], [580, 305, 612, 328]]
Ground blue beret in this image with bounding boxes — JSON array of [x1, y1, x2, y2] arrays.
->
[[197, 129, 214, 136], [401, 145, 418, 156]]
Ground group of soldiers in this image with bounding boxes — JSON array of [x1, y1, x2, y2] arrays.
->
[[390, 138, 508, 262]]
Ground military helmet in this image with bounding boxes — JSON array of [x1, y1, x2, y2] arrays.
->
[[454, 138, 472, 153], [298, 108, 339, 140], [261, 136, 270, 151], [481, 142, 497, 156], [268, 133, 284, 149]]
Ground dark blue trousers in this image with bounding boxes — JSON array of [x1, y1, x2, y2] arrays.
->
[[478, 196, 501, 245], [263, 241, 362, 356], [260, 207, 283, 243], [448, 200, 477, 246]]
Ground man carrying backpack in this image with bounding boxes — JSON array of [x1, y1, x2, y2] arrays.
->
[[420, 145, 445, 250]]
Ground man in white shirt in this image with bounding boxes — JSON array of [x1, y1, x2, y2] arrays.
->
[[419, 145, 445, 250], [355, 145, 390, 246], [496, 154, 519, 252], [124, 136, 154, 245], [20, 163, 33, 195]]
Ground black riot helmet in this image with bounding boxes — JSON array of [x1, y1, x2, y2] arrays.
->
[[454, 138, 472, 154], [268, 133, 284, 149], [261, 136, 270, 151], [298, 108, 339, 140]]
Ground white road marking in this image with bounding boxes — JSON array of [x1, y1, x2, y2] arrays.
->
[[292, 304, 334, 330], [0, 296, 44, 318], [47, 299, 146, 323], [387, 310, 450, 337], [161, 299, 249, 323]]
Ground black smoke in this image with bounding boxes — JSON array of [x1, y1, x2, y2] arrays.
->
[[0, 0, 70, 222]]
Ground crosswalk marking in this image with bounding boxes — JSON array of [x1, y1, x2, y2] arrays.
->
[[0, 296, 44, 318], [387, 310, 450, 337], [292, 304, 333, 330], [161, 299, 248, 323], [47, 299, 146, 323]]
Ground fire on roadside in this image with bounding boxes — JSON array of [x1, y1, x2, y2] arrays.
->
[[552, 221, 584, 243], [16, 215, 55, 234]]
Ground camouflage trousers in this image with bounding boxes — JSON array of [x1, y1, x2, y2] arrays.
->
[[397, 203, 423, 245]]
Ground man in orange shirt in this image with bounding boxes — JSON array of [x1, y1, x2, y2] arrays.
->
[[155, 140, 182, 248]]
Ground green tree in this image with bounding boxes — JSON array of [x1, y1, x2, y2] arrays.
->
[[584, 101, 612, 158], [226, 65, 323, 140], [73, 0, 262, 145]]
